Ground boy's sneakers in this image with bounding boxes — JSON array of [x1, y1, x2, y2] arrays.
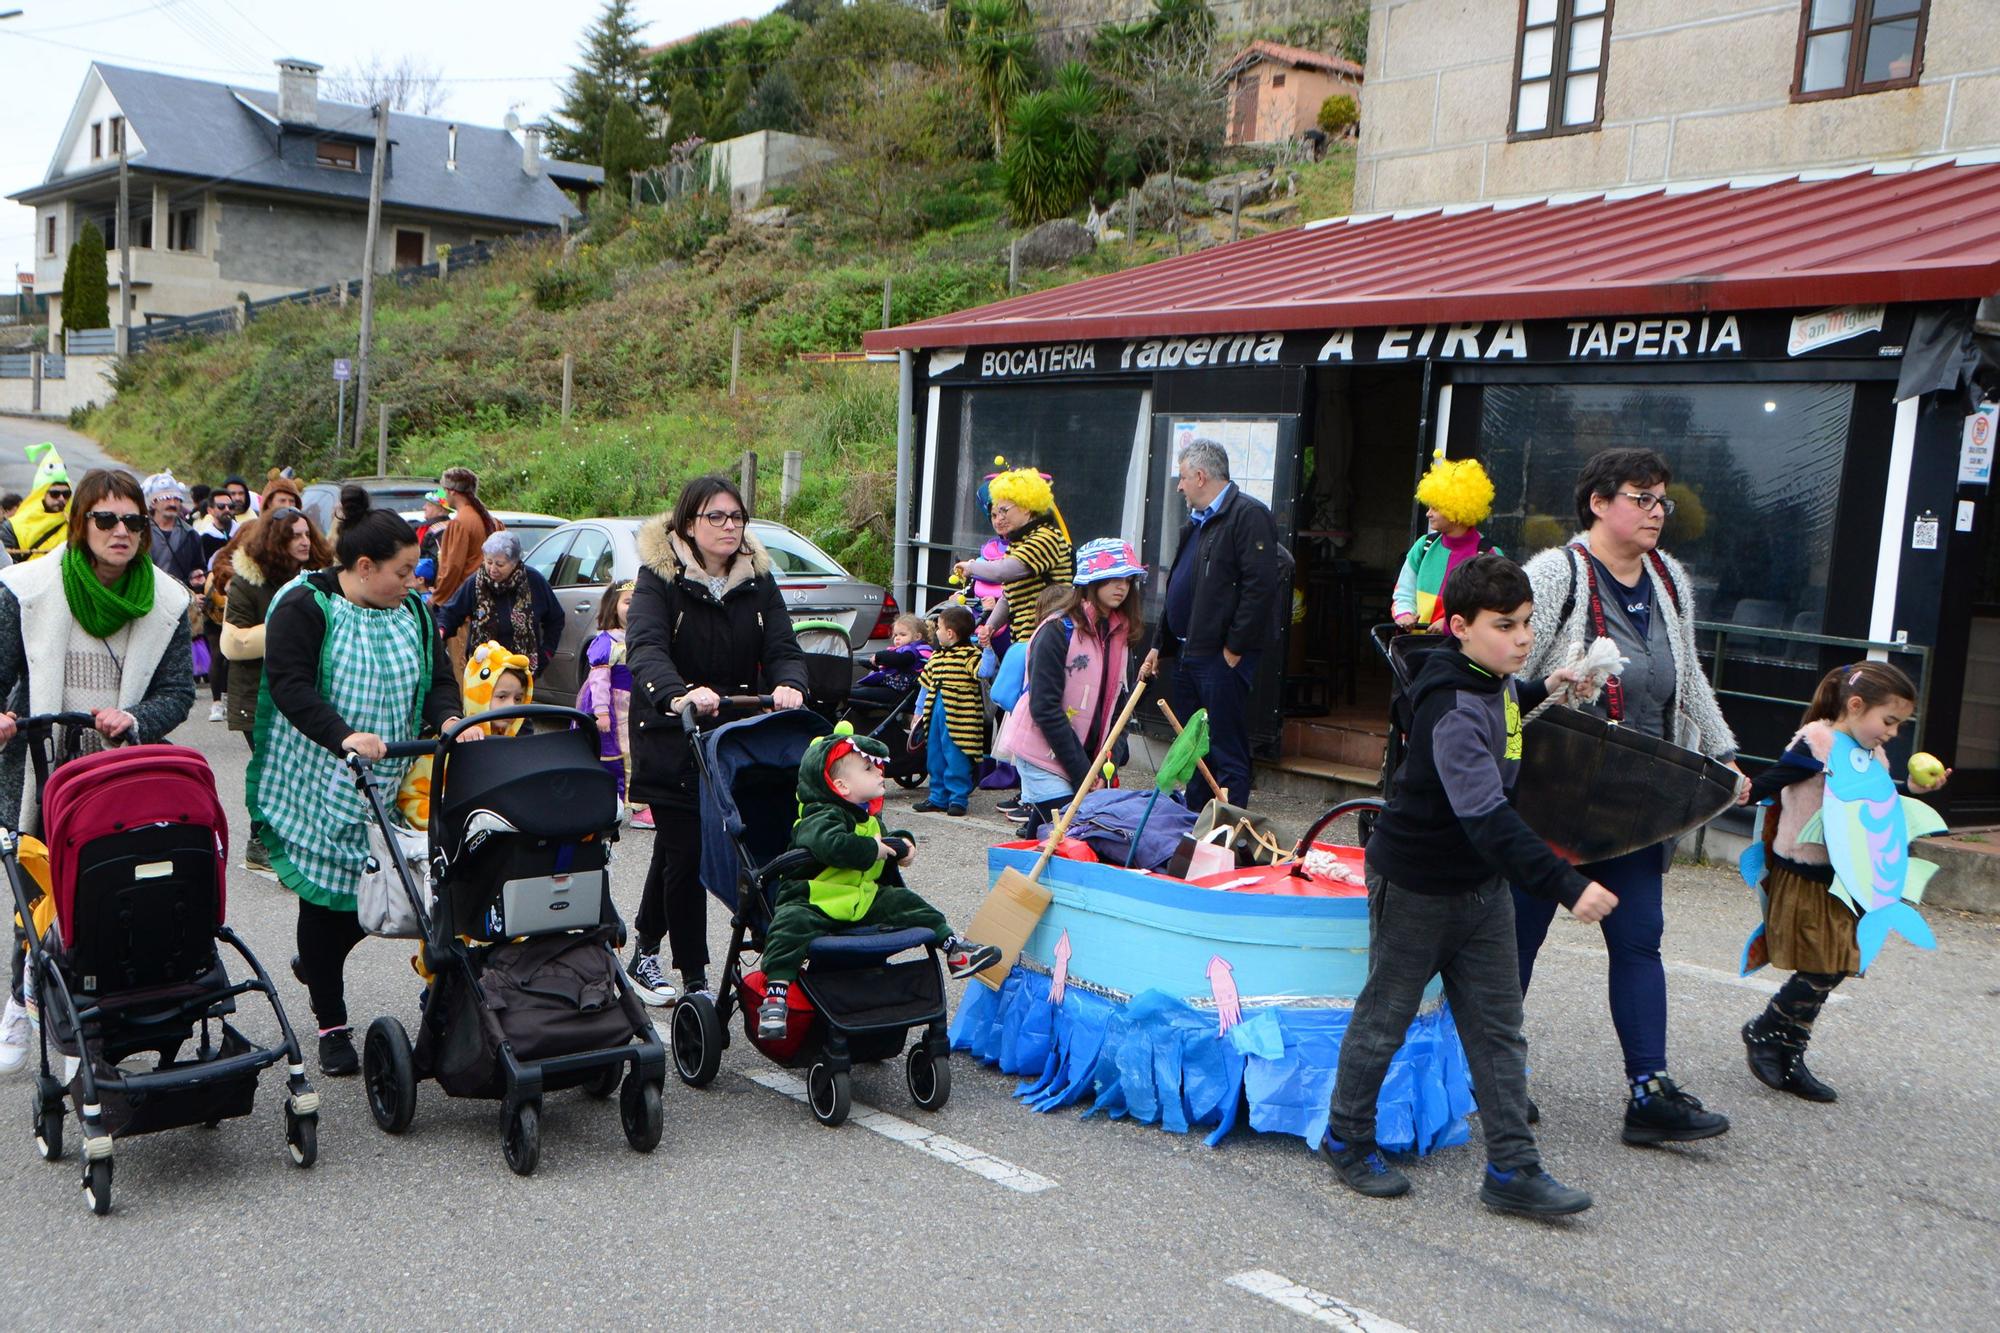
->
[[0, 996, 34, 1076], [1320, 1137, 1411, 1198], [1623, 1073, 1730, 1145], [756, 983, 790, 1040], [911, 800, 949, 814], [626, 948, 675, 1007], [317, 1027, 360, 1077], [1479, 1163, 1592, 1217], [942, 937, 1001, 980]]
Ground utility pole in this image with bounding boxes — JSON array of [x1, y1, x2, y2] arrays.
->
[[117, 139, 131, 347], [352, 101, 389, 459]]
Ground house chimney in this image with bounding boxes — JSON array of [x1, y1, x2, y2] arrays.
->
[[276, 58, 322, 126], [447, 124, 458, 172], [522, 126, 543, 178]]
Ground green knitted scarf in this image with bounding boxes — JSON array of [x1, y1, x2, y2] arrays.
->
[[61, 545, 155, 639]]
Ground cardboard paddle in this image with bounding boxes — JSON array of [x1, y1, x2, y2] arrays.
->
[[965, 680, 1150, 989]]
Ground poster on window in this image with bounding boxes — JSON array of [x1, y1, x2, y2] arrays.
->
[[1168, 418, 1280, 508]]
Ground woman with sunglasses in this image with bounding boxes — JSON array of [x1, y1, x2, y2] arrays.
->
[[623, 475, 807, 1005], [1515, 446, 1747, 1149], [0, 468, 196, 1072]]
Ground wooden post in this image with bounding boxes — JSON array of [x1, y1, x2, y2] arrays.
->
[[560, 351, 574, 424], [739, 451, 757, 514], [881, 277, 892, 329], [439, 247, 450, 280], [1231, 182, 1242, 244], [781, 449, 803, 515], [729, 326, 742, 398], [377, 402, 391, 476], [1127, 187, 1139, 247], [29, 351, 41, 414], [1008, 239, 1018, 293], [352, 102, 391, 453]]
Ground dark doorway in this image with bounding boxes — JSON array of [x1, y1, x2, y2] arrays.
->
[[394, 228, 426, 268]]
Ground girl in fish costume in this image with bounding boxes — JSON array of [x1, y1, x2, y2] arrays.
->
[[1738, 662, 1946, 1102]]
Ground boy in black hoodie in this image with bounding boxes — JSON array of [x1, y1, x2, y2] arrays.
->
[[1324, 554, 1617, 1218]]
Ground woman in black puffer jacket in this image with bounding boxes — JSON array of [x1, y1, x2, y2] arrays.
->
[[624, 475, 806, 1005]]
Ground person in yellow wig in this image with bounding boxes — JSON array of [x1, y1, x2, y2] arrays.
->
[[396, 640, 532, 828], [0, 442, 72, 561], [1393, 457, 1500, 631]]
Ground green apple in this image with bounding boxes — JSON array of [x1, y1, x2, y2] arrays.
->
[[1908, 752, 1945, 790]]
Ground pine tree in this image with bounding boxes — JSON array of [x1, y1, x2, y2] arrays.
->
[[600, 97, 657, 196], [544, 0, 651, 165], [61, 220, 109, 333]]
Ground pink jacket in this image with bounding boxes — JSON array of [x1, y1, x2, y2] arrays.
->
[[996, 604, 1131, 778]]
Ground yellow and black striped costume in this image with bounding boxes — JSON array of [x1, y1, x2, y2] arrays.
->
[[1001, 520, 1074, 627], [914, 642, 988, 759]]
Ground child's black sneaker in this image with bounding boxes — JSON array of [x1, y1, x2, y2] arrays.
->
[[943, 937, 1001, 979], [1478, 1163, 1591, 1217], [317, 1027, 360, 1077], [756, 986, 790, 1040], [626, 948, 673, 1007], [1622, 1073, 1730, 1145], [946, 805, 968, 817], [1319, 1136, 1411, 1198], [994, 798, 1026, 820], [912, 800, 948, 814]]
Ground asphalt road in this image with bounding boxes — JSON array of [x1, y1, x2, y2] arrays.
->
[[0, 703, 1991, 1332], [0, 415, 130, 501]]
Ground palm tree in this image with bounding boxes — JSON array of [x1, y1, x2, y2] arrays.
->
[[963, 0, 1038, 158]]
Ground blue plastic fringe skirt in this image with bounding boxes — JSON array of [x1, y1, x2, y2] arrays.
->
[[951, 966, 1475, 1153]]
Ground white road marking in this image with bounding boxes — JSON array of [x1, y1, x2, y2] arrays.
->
[[1225, 1271, 1417, 1331], [745, 1069, 1058, 1194], [1546, 943, 1848, 1003]]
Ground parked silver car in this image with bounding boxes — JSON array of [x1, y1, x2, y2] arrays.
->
[[523, 517, 893, 705]]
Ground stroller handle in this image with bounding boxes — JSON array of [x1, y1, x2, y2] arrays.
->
[[12, 712, 101, 731], [442, 704, 597, 747], [677, 694, 776, 734]]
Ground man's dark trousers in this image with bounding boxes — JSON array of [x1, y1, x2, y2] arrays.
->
[[1173, 649, 1258, 809], [1327, 869, 1538, 1171]]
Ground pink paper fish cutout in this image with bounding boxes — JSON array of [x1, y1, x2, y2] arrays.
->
[[1049, 929, 1071, 1004], [1208, 955, 1241, 1035]]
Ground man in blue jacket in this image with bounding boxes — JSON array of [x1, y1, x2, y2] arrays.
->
[[1141, 438, 1281, 809]]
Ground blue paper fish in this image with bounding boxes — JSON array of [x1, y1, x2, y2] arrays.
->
[[1798, 732, 1946, 972]]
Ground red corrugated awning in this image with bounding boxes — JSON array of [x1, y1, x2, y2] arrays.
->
[[862, 158, 2000, 353]]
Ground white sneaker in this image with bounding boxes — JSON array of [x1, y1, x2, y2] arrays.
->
[[208, 700, 227, 722], [0, 997, 33, 1075]]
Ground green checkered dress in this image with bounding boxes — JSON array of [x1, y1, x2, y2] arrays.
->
[[247, 578, 432, 911]]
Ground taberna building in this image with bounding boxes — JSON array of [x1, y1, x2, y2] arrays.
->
[[864, 158, 2000, 826]]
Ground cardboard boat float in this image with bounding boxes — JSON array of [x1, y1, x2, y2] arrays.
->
[[950, 801, 1476, 1155]]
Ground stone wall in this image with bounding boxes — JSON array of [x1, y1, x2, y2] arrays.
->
[[1357, 0, 2000, 212], [0, 352, 119, 418]]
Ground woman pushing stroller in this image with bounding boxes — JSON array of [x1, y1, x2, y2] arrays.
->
[[249, 487, 458, 1077]]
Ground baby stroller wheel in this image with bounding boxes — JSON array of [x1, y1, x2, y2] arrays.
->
[[620, 1072, 663, 1153], [503, 1100, 541, 1176], [285, 1099, 319, 1168], [82, 1156, 112, 1216], [30, 1076, 64, 1162], [584, 1063, 622, 1099], [671, 993, 723, 1089], [364, 1016, 417, 1134], [807, 1061, 850, 1128], [906, 1046, 951, 1112], [893, 772, 925, 790]]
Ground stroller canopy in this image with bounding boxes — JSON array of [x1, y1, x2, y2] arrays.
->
[[436, 725, 618, 853], [697, 709, 832, 911]]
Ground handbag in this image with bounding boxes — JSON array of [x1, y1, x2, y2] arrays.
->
[[358, 816, 431, 938], [1165, 826, 1236, 880], [1191, 799, 1292, 868]]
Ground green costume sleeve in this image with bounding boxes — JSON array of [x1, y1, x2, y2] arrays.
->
[[792, 801, 881, 871]]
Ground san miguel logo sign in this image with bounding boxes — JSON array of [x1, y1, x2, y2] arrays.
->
[[939, 306, 1901, 382]]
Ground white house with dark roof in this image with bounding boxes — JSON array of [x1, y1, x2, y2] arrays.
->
[[11, 59, 602, 335]]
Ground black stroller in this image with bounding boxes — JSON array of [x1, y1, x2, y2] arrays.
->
[[793, 618, 855, 717], [840, 678, 928, 790], [3, 715, 316, 1215], [669, 699, 952, 1127], [350, 705, 666, 1175]]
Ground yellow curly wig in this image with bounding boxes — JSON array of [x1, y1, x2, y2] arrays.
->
[[1415, 458, 1495, 528], [987, 467, 1055, 516]]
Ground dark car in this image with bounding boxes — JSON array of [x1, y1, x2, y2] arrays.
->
[[525, 516, 894, 706]]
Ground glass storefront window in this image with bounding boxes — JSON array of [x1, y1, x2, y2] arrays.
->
[[1478, 381, 1855, 636], [943, 384, 1149, 589]]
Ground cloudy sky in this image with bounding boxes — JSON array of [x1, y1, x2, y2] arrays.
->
[[0, 0, 769, 293]]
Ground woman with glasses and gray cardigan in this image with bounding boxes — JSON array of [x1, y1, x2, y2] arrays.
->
[[1515, 447, 1747, 1149]]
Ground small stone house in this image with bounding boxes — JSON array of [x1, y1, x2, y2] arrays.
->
[[11, 59, 602, 336], [1220, 41, 1365, 148]]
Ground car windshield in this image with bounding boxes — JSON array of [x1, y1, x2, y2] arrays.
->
[[752, 524, 845, 578]]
